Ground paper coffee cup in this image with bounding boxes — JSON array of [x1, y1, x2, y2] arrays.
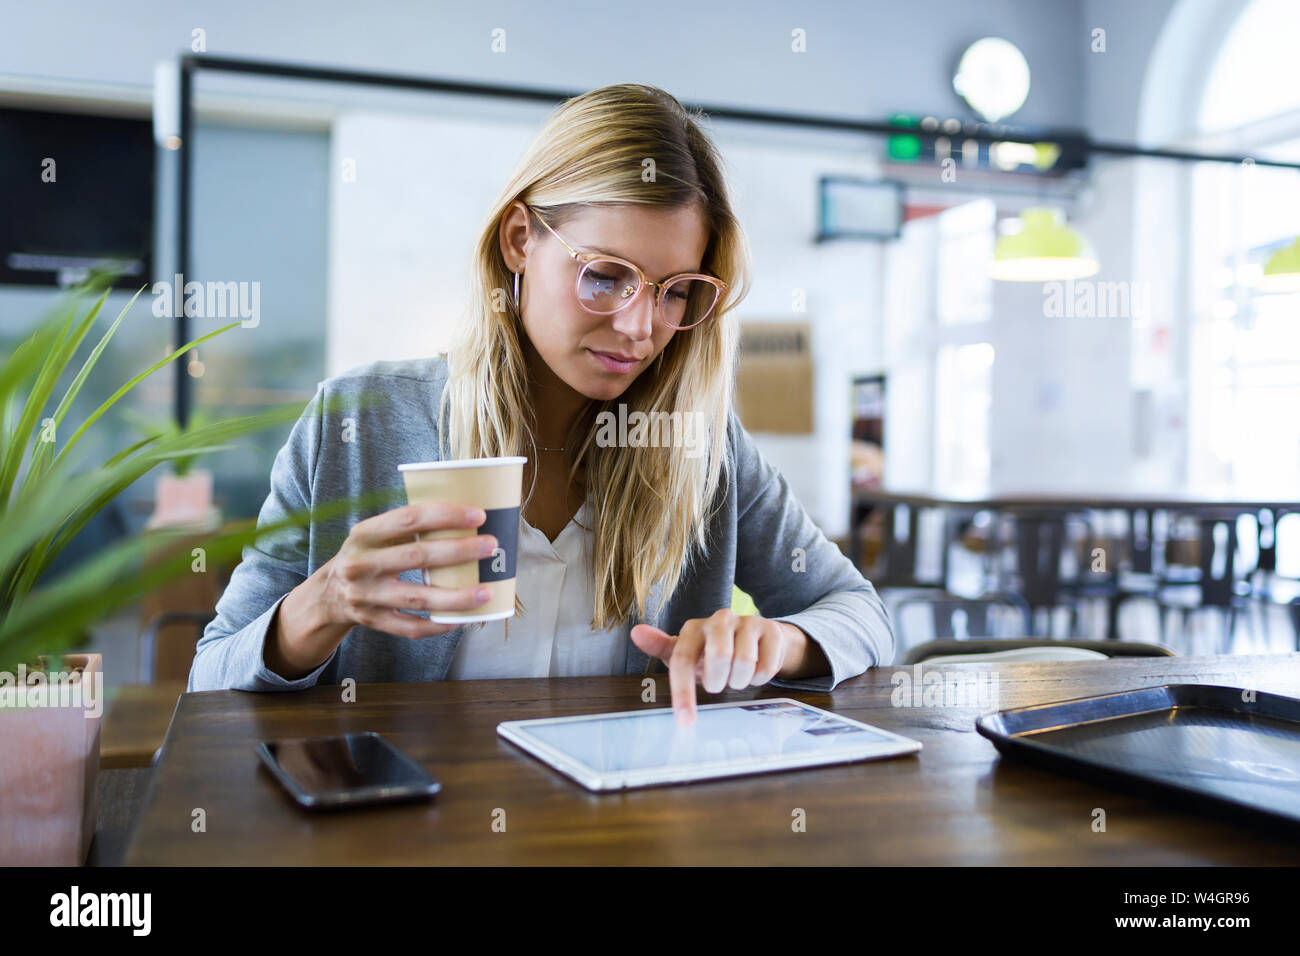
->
[[397, 456, 527, 624]]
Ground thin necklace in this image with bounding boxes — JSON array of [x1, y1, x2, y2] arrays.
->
[[539, 445, 565, 452]]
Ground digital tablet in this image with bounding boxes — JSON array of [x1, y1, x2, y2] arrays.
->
[[497, 698, 922, 791]]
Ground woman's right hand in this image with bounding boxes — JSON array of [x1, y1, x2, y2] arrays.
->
[[267, 502, 496, 679]]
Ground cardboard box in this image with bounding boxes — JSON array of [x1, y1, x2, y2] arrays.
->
[[734, 321, 814, 434]]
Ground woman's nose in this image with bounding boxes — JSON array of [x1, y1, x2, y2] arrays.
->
[[610, 286, 656, 340]]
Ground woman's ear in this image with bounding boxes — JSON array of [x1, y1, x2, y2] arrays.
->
[[498, 200, 531, 273]]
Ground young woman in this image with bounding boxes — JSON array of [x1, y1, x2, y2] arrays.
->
[[189, 83, 894, 724]]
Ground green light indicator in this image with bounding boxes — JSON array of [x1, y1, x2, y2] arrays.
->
[[887, 113, 922, 162]]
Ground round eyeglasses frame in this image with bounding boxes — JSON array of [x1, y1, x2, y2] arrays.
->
[[526, 206, 727, 330]]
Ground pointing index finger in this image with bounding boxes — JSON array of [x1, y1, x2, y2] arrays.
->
[[669, 627, 703, 727]]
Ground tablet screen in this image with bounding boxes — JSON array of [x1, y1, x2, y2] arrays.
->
[[521, 700, 899, 774]]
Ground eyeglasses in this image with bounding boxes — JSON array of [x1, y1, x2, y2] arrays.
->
[[528, 207, 726, 330]]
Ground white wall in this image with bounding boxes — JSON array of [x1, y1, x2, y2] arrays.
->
[[0, 0, 1085, 128], [987, 282, 1132, 490], [327, 110, 538, 372], [881, 215, 937, 491]]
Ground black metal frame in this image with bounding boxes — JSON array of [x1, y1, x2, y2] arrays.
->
[[171, 53, 1300, 427]]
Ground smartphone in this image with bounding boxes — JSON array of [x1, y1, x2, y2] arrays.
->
[[256, 731, 441, 809]]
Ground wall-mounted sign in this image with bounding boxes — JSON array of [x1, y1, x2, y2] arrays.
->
[[885, 113, 1087, 177], [735, 322, 814, 434], [816, 177, 904, 241]]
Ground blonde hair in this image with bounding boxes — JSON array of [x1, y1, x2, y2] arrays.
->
[[438, 83, 751, 631]]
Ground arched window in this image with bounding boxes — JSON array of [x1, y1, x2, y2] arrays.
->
[[1197, 0, 1300, 133], [1187, 0, 1300, 490]]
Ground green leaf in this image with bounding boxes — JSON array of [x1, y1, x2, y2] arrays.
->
[[26, 284, 146, 484], [0, 282, 403, 668], [7, 441, 243, 604], [0, 296, 85, 507], [0, 386, 382, 601], [103, 432, 166, 469], [0, 390, 371, 589], [6, 407, 308, 600], [0, 320, 61, 409], [0, 486, 403, 671], [50, 319, 243, 472]]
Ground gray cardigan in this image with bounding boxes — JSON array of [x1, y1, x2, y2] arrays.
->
[[188, 356, 894, 694]]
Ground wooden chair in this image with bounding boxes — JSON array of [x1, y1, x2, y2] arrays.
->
[[1155, 515, 1255, 653], [891, 590, 1033, 651], [138, 610, 213, 683], [901, 638, 1176, 665]]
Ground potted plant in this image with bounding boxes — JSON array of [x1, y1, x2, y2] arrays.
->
[[122, 407, 220, 530], [0, 272, 391, 865]]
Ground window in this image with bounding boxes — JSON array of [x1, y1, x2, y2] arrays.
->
[[935, 342, 993, 491], [1188, 0, 1300, 490], [934, 200, 995, 491]]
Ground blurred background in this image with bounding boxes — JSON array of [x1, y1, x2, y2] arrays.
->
[[3, 0, 1300, 688]]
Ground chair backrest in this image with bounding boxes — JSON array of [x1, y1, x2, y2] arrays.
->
[[1014, 515, 1065, 608], [1196, 515, 1239, 606], [892, 591, 1033, 645], [910, 645, 1110, 665], [900, 637, 1176, 665], [1061, 510, 1128, 585], [139, 610, 214, 683], [1246, 510, 1273, 574], [1275, 512, 1300, 578], [877, 503, 925, 586], [1127, 508, 1154, 574], [1289, 597, 1300, 653]]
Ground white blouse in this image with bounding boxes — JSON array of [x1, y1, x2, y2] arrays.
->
[[444, 497, 632, 679]]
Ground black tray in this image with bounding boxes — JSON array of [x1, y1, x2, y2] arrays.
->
[[975, 684, 1300, 829]]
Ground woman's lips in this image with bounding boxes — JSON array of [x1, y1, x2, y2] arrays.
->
[[588, 349, 640, 373]]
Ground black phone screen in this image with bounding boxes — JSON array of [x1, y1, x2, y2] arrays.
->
[[258, 732, 440, 807]]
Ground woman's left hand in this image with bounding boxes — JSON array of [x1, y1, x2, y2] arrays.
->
[[631, 609, 805, 727]]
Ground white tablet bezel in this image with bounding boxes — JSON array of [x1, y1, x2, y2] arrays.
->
[[497, 697, 922, 791]]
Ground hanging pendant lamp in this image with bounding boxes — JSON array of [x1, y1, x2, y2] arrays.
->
[[1260, 236, 1300, 293], [990, 206, 1100, 281]]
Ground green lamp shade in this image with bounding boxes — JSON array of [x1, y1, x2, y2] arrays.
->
[[990, 207, 1099, 281], [1260, 236, 1300, 293]]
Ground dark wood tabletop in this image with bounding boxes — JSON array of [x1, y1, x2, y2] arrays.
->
[[123, 653, 1300, 865], [101, 681, 186, 770]]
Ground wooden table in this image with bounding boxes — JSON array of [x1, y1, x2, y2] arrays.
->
[[124, 653, 1300, 865], [101, 681, 186, 770]]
